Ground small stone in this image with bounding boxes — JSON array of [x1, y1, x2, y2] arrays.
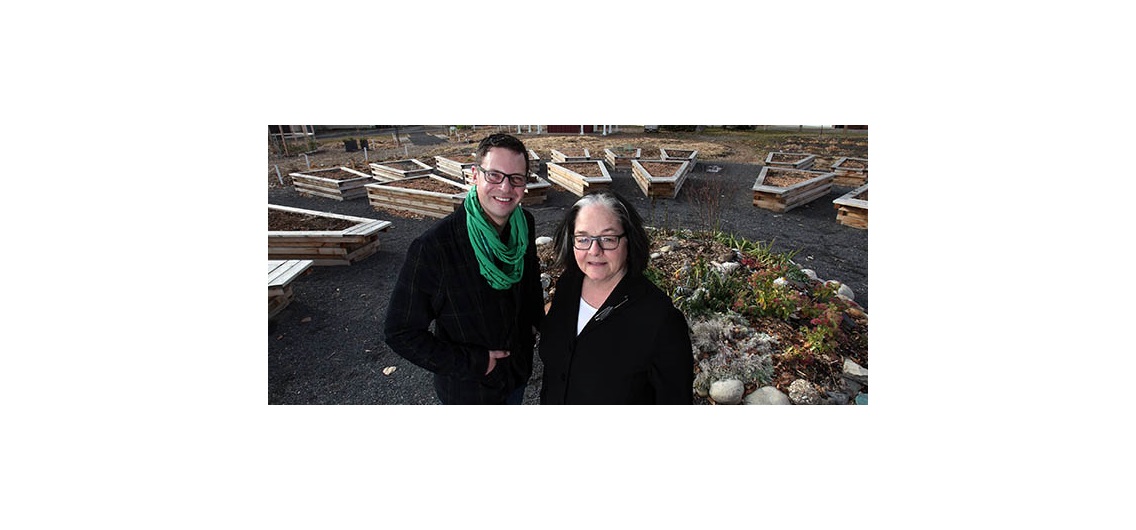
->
[[788, 379, 822, 405], [800, 268, 818, 280], [773, 277, 788, 287], [837, 283, 854, 301], [540, 273, 551, 290], [743, 386, 791, 405], [709, 379, 745, 404], [535, 236, 553, 246], [826, 391, 849, 405], [650, 252, 661, 259], [660, 245, 673, 253], [855, 393, 868, 405], [843, 359, 868, 384], [717, 262, 740, 274], [382, 366, 397, 376]]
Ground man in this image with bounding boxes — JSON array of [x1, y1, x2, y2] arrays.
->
[[384, 133, 543, 404]]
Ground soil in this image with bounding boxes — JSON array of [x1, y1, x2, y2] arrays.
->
[[267, 126, 868, 405], [298, 168, 368, 181], [762, 173, 817, 188], [556, 162, 606, 177], [839, 159, 867, 169], [640, 161, 683, 177], [770, 152, 807, 163], [269, 209, 356, 231], [381, 177, 464, 193]]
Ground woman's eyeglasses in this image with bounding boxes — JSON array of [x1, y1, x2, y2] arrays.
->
[[477, 165, 527, 187], [573, 234, 625, 250]]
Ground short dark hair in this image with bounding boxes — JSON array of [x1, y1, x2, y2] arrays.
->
[[475, 133, 529, 167], [552, 190, 650, 276]]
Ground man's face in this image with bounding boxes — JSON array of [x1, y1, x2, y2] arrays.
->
[[472, 147, 528, 228]]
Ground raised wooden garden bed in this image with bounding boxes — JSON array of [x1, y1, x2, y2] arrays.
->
[[289, 166, 374, 200], [751, 167, 835, 212], [604, 147, 641, 169], [764, 151, 817, 170], [268, 204, 392, 265], [545, 161, 612, 197], [528, 149, 541, 175], [630, 160, 692, 199], [831, 157, 869, 186], [268, 259, 313, 318], [521, 178, 552, 205], [661, 148, 698, 168], [369, 158, 433, 181], [832, 184, 868, 229], [365, 174, 471, 219], [550, 148, 591, 163], [434, 153, 477, 181]]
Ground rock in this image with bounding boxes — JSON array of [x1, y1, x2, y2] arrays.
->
[[717, 262, 741, 275], [773, 277, 788, 287], [842, 379, 864, 396], [650, 252, 661, 259], [800, 268, 818, 280], [535, 236, 553, 246], [709, 379, 745, 404], [855, 393, 868, 405], [660, 245, 673, 253], [843, 359, 868, 384], [837, 283, 854, 301], [826, 391, 849, 405], [540, 273, 551, 290], [788, 379, 822, 405], [743, 386, 791, 405]]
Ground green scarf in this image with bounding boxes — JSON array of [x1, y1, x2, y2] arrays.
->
[[465, 187, 528, 290]]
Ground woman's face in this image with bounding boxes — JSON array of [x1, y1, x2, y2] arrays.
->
[[573, 203, 628, 286]]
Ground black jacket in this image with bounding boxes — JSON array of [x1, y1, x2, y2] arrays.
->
[[539, 268, 693, 404], [384, 209, 543, 404]]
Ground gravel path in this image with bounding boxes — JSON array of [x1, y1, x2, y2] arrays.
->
[[267, 158, 867, 404]]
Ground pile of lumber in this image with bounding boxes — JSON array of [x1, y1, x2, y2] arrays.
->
[[751, 167, 835, 213], [604, 148, 641, 169], [268, 259, 313, 318], [660, 148, 698, 168], [289, 167, 374, 200], [630, 160, 691, 199], [831, 157, 869, 186], [369, 158, 433, 181], [764, 151, 817, 170], [268, 204, 392, 265], [545, 161, 612, 197], [832, 184, 868, 229], [365, 174, 471, 219], [434, 153, 477, 181], [550, 148, 591, 163]]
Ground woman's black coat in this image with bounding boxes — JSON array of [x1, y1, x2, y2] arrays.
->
[[539, 268, 693, 404]]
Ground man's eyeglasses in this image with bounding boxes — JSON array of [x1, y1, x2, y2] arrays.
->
[[573, 234, 625, 251], [477, 165, 527, 187]]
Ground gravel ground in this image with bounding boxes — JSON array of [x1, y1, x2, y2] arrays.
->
[[267, 133, 868, 405]]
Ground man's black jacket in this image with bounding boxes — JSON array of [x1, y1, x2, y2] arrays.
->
[[384, 208, 543, 404]]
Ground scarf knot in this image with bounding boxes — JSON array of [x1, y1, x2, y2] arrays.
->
[[464, 187, 528, 290]]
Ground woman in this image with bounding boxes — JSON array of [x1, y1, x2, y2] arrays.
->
[[539, 191, 693, 404]]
